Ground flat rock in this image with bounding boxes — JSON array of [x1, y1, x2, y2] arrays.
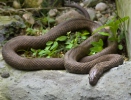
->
[[0, 46, 131, 100], [56, 9, 85, 24]]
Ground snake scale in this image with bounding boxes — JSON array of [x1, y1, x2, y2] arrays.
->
[[2, 4, 124, 86]]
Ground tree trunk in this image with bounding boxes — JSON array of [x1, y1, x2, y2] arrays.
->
[[116, 0, 131, 59]]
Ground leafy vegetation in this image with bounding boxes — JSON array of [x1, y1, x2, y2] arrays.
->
[[21, 16, 129, 58], [89, 39, 104, 55], [20, 30, 90, 58], [93, 16, 129, 50]]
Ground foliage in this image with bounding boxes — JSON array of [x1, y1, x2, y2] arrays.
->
[[22, 16, 129, 58], [92, 16, 129, 51], [26, 27, 49, 36], [89, 39, 104, 55], [23, 30, 90, 58]]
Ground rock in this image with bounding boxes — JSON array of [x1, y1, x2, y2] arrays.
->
[[0, 34, 4, 43], [79, 3, 84, 7], [0, 92, 8, 100], [56, 9, 85, 24], [0, 60, 131, 100], [0, 15, 25, 42], [13, 0, 21, 9], [108, 15, 115, 20], [96, 13, 102, 19], [83, 0, 103, 7], [1, 72, 10, 78], [98, 15, 108, 24], [87, 8, 96, 20], [23, 0, 43, 8], [95, 2, 108, 11], [48, 9, 58, 17], [22, 12, 35, 25]]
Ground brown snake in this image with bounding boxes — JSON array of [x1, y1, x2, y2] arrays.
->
[[2, 4, 124, 86]]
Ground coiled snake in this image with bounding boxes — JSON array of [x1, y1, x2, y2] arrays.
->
[[2, 4, 124, 86]]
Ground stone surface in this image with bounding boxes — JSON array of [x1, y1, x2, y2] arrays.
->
[[0, 47, 131, 100], [56, 9, 85, 24], [87, 8, 96, 20]]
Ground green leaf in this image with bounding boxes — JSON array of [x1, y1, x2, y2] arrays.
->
[[38, 50, 50, 56], [46, 41, 53, 45], [81, 30, 90, 35], [42, 17, 48, 24], [50, 41, 58, 50], [44, 46, 50, 50], [56, 36, 67, 41], [92, 25, 106, 34], [67, 31, 71, 36], [91, 39, 103, 47], [118, 44, 123, 50], [115, 16, 129, 26], [31, 48, 36, 52], [75, 32, 81, 37], [81, 36, 87, 40], [66, 43, 73, 49], [89, 39, 104, 55], [42, 29, 49, 34], [99, 39, 103, 46], [98, 32, 110, 36], [46, 56, 51, 58], [47, 17, 55, 23], [89, 46, 103, 55]]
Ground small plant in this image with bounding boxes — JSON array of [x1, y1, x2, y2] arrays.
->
[[22, 30, 90, 58], [90, 16, 129, 54], [26, 27, 39, 36], [65, 31, 90, 50], [38, 35, 67, 58], [26, 27, 49, 36], [89, 39, 104, 55]]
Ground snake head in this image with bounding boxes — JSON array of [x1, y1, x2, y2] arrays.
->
[[89, 66, 103, 86]]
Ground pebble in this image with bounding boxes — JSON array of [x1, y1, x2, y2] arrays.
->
[[98, 15, 108, 24], [95, 2, 108, 11], [48, 9, 58, 17], [96, 13, 102, 18], [54, 0, 116, 26], [87, 8, 96, 20], [1, 72, 10, 78]]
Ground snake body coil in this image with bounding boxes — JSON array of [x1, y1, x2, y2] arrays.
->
[[2, 4, 124, 86]]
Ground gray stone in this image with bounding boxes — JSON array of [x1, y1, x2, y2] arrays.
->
[[0, 15, 25, 43], [87, 8, 96, 20], [0, 52, 131, 100], [1, 72, 10, 78], [49, 9, 58, 17], [96, 13, 102, 19], [95, 2, 108, 11], [83, 0, 103, 7], [56, 9, 85, 24], [98, 16, 108, 24]]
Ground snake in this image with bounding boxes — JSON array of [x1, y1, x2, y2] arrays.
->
[[2, 3, 124, 86]]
